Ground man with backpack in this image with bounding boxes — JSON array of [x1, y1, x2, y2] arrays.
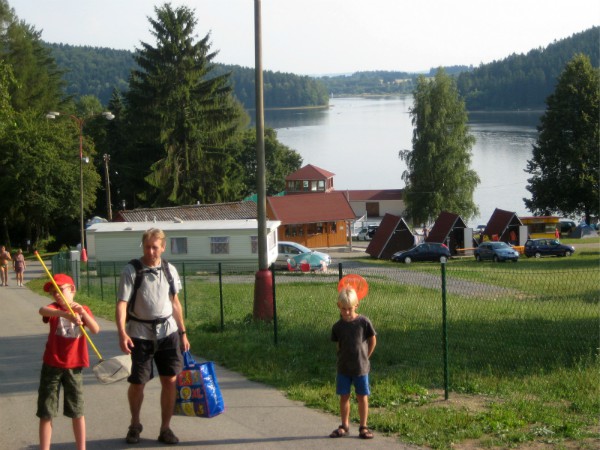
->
[[116, 228, 190, 445]]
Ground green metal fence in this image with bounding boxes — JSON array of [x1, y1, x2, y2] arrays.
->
[[72, 259, 598, 391]]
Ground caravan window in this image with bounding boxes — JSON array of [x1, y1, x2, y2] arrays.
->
[[210, 237, 230, 254], [170, 237, 188, 254]]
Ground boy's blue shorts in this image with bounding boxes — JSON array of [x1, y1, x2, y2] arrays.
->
[[336, 373, 370, 396]]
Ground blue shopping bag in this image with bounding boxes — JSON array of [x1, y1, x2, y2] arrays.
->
[[174, 352, 225, 418]]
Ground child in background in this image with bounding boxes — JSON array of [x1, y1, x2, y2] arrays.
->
[[329, 287, 377, 439], [37, 274, 100, 450], [13, 248, 26, 286]]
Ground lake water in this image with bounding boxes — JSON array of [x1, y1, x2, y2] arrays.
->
[[262, 96, 542, 228]]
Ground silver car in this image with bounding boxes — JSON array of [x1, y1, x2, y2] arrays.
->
[[356, 228, 370, 241], [475, 241, 519, 262], [275, 241, 332, 270]]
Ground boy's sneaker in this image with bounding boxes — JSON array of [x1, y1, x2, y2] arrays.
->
[[158, 428, 179, 445], [126, 423, 143, 444]]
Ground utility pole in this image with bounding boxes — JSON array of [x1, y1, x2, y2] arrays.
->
[[252, 0, 273, 321], [103, 154, 112, 221]]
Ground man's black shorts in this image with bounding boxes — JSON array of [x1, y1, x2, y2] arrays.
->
[[128, 332, 182, 384]]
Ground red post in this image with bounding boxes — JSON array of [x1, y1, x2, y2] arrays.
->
[[253, 269, 273, 321]]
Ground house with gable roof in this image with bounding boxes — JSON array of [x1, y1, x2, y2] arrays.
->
[[284, 164, 335, 194], [425, 211, 472, 255], [266, 192, 355, 248], [266, 164, 405, 248]]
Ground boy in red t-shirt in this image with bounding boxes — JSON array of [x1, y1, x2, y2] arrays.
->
[[37, 274, 100, 450]]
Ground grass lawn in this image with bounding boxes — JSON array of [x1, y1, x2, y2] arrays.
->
[[29, 238, 600, 449]]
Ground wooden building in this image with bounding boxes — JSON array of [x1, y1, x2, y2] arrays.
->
[[365, 213, 415, 259], [425, 211, 471, 256], [266, 192, 356, 248], [482, 208, 525, 245]]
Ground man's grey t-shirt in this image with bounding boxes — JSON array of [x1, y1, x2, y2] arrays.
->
[[118, 260, 182, 340]]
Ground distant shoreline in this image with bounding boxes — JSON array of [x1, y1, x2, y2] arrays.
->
[[251, 97, 546, 113], [249, 104, 330, 112]]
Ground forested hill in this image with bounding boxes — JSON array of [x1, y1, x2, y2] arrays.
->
[[317, 27, 598, 109], [456, 27, 599, 110], [317, 66, 471, 97], [46, 43, 329, 109], [47, 26, 597, 111]]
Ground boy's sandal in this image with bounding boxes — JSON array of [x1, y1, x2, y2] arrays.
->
[[125, 423, 143, 444], [329, 424, 349, 438], [359, 426, 374, 439]]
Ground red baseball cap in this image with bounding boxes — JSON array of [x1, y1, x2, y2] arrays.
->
[[43, 274, 75, 292]]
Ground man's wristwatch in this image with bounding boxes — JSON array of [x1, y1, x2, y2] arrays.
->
[[179, 330, 186, 335]]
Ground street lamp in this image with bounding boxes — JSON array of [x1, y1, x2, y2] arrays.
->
[[46, 111, 114, 261]]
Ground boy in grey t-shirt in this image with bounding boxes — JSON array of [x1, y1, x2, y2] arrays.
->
[[330, 287, 376, 439]]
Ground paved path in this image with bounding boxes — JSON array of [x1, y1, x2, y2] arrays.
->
[[0, 261, 414, 450]]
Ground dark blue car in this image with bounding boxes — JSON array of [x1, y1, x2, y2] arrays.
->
[[524, 239, 575, 258], [391, 243, 451, 264]]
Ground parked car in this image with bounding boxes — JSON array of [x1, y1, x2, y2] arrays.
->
[[524, 239, 575, 258], [355, 225, 378, 241], [367, 225, 379, 239], [275, 241, 332, 269], [356, 228, 370, 241], [559, 219, 577, 234], [287, 252, 329, 272], [475, 241, 519, 262], [391, 243, 451, 264]]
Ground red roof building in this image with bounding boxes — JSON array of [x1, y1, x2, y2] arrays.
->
[[366, 213, 415, 259], [425, 211, 470, 255], [285, 164, 335, 194], [267, 192, 356, 248]]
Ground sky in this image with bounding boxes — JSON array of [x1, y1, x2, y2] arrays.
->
[[7, 0, 599, 75]]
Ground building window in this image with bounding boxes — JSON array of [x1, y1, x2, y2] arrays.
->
[[267, 232, 276, 251], [318, 180, 325, 191], [286, 224, 303, 237], [170, 237, 188, 254], [251, 236, 258, 254], [303, 180, 309, 191], [210, 237, 229, 254]]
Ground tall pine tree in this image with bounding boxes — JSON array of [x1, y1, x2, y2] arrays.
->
[[524, 54, 599, 224], [125, 3, 248, 206]]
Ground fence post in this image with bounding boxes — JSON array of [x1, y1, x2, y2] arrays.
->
[[441, 260, 449, 400], [182, 262, 187, 319], [113, 262, 118, 300], [69, 250, 80, 289], [99, 261, 104, 302], [271, 264, 278, 345], [218, 263, 224, 332], [86, 258, 90, 296]]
